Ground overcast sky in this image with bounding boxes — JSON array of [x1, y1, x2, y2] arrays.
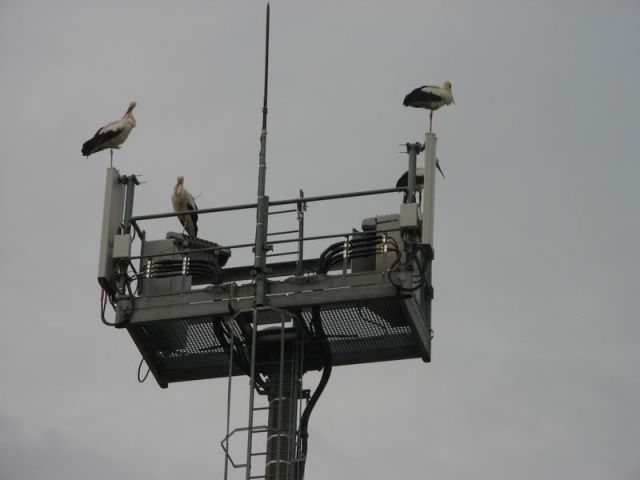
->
[[1, 1, 639, 479]]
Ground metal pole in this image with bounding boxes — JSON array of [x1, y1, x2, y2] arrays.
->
[[422, 133, 437, 246], [269, 186, 404, 207], [265, 361, 298, 479], [406, 143, 418, 203], [116, 174, 138, 302], [127, 186, 404, 224], [275, 315, 288, 479], [254, 3, 271, 306], [245, 308, 260, 480], [224, 321, 235, 480], [296, 190, 305, 277], [266, 376, 297, 480], [122, 175, 137, 234]]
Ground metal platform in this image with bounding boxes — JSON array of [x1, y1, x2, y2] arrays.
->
[[100, 136, 437, 390], [95, 20, 441, 474], [123, 268, 431, 388]]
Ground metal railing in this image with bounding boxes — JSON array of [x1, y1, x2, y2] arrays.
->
[[125, 185, 408, 280]]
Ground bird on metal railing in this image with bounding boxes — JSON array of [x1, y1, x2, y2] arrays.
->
[[403, 82, 454, 132], [171, 176, 198, 239], [81, 102, 137, 165]]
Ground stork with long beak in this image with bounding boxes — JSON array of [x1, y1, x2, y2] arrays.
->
[[403, 82, 454, 132], [171, 176, 199, 239], [81, 102, 137, 165], [396, 163, 445, 204]]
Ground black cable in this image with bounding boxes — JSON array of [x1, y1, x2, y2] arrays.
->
[[139, 259, 223, 284], [100, 289, 117, 326], [296, 307, 332, 480], [317, 234, 398, 274], [118, 274, 136, 326], [137, 357, 150, 383], [387, 243, 429, 292], [320, 244, 400, 274]]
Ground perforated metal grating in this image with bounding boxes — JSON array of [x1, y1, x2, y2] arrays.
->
[[129, 295, 425, 386], [304, 299, 420, 365]]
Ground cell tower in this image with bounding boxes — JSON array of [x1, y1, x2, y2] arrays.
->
[[97, 6, 440, 479]]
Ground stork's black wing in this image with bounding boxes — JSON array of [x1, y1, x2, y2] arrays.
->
[[403, 87, 444, 107], [81, 127, 122, 156]]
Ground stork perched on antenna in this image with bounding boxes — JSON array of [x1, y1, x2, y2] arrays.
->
[[81, 102, 137, 165], [403, 82, 454, 132], [171, 176, 199, 239]]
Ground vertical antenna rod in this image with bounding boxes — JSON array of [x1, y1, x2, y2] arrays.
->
[[261, 3, 270, 146], [254, 3, 270, 305]]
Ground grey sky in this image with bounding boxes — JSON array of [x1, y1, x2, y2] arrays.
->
[[1, 1, 639, 479]]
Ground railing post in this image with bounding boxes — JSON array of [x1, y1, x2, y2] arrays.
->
[[422, 133, 437, 246], [406, 143, 418, 203], [296, 190, 305, 278], [121, 174, 139, 234], [342, 236, 349, 275]]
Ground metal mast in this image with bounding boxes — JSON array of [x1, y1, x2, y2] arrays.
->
[[97, 6, 439, 480], [254, 3, 271, 306]]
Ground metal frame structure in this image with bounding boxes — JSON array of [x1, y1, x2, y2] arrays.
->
[[97, 134, 437, 479], [100, 179, 434, 380], [96, 7, 441, 479]]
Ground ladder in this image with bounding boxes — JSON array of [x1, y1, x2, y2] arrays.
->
[[266, 189, 306, 277], [221, 307, 307, 480]]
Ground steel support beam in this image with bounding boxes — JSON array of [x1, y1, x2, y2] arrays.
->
[[121, 271, 410, 327]]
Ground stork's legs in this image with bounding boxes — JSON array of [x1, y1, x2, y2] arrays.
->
[[110, 149, 113, 168], [429, 111, 433, 133]]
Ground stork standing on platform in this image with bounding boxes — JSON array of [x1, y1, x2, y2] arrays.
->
[[81, 102, 137, 165], [171, 176, 199, 239], [403, 82, 454, 132]]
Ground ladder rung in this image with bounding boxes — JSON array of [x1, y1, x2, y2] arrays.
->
[[253, 406, 271, 411], [251, 450, 293, 457], [249, 426, 270, 433]]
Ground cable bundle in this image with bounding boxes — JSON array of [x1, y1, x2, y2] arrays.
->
[[316, 233, 400, 274], [143, 257, 223, 284]]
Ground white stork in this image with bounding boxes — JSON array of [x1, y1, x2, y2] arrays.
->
[[396, 163, 445, 203], [82, 102, 137, 164], [396, 166, 425, 203], [403, 82, 454, 132], [171, 176, 199, 239]]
